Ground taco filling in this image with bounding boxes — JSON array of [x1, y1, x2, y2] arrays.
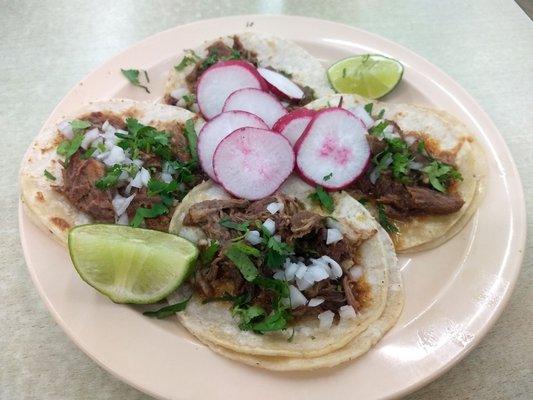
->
[[182, 194, 376, 334], [351, 105, 465, 232], [55, 112, 203, 230], [165, 35, 316, 110]]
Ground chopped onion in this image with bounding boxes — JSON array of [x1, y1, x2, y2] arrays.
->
[[326, 228, 343, 245], [118, 171, 129, 181], [305, 265, 329, 282], [116, 213, 129, 225], [409, 161, 424, 171], [284, 261, 299, 281], [190, 103, 200, 113], [80, 128, 100, 149], [296, 275, 314, 291], [245, 230, 262, 245], [132, 159, 143, 168], [161, 172, 173, 183], [318, 310, 334, 330], [170, 88, 188, 100], [112, 193, 135, 216], [404, 135, 417, 146], [103, 146, 126, 166], [295, 263, 307, 279], [326, 217, 341, 230], [262, 218, 275, 235], [266, 202, 284, 215], [351, 105, 374, 128], [321, 256, 343, 279], [349, 266, 364, 281], [289, 285, 307, 309], [102, 120, 110, 131], [308, 297, 325, 307], [339, 305, 356, 320], [139, 167, 151, 186], [273, 270, 286, 281], [57, 120, 73, 139], [176, 98, 187, 107]]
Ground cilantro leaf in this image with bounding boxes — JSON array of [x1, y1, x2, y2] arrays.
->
[[377, 109, 385, 119], [233, 305, 266, 331], [308, 186, 335, 213], [81, 147, 97, 159], [130, 203, 168, 228], [368, 120, 389, 137], [391, 153, 411, 180], [143, 297, 190, 319], [200, 241, 220, 265], [70, 119, 91, 132], [57, 133, 84, 164], [183, 119, 198, 164], [249, 308, 290, 333], [422, 160, 462, 192], [225, 243, 259, 281], [232, 241, 261, 257], [323, 172, 333, 181], [364, 103, 373, 114], [44, 169, 56, 181], [182, 94, 196, 108], [219, 218, 249, 232], [174, 55, 197, 71], [147, 179, 178, 197], [377, 203, 398, 234], [120, 69, 150, 93], [254, 276, 290, 299], [95, 165, 123, 189], [265, 236, 293, 269]]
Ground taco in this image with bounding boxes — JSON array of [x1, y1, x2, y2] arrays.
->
[[163, 32, 333, 112], [304, 94, 486, 252], [167, 176, 398, 358], [20, 99, 205, 244]]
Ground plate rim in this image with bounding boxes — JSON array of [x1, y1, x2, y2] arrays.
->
[[19, 14, 527, 400]]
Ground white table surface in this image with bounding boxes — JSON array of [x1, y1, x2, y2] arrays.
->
[[1, 1, 531, 399]]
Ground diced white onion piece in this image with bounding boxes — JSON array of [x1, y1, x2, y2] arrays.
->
[[266, 202, 284, 215], [112, 193, 135, 216], [326, 228, 343, 245], [349, 266, 364, 281], [124, 183, 132, 195], [308, 297, 325, 307], [284, 261, 299, 281], [326, 217, 341, 230], [139, 167, 151, 186], [176, 98, 187, 107], [103, 145, 126, 166], [339, 305, 356, 320], [296, 275, 314, 291], [318, 310, 335, 330], [162, 162, 174, 174], [262, 218, 275, 235], [409, 161, 424, 171], [116, 213, 129, 225], [102, 120, 110, 131], [161, 172, 173, 183], [58, 120, 73, 139], [190, 103, 200, 113], [351, 105, 374, 128], [245, 230, 262, 245], [130, 170, 144, 188], [132, 159, 143, 168], [118, 171, 129, 181], [96, 151, 109, 160], [306, 265, 330, 282], [295, 263, 307, 279], [273, 270, 286, 281], [405, 135, 417, 146], [122, 157, 133, 165], [289, 285, 307, 309], [321, 256, 343, 279], [170, 88, 188, 100], [80, 128, 100, 149]]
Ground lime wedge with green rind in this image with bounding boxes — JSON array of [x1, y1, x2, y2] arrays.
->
[[68, 224, 198, 304], [327, 54, 403, 99]]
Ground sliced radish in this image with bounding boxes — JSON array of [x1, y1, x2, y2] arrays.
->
[[196, 61, 265, 120], [213, 127, 295, 200], [257, 67, 304, 100], [197, 111, 268, 181], [295, 108, 370, 190], [272, 108, 315, 146], [222, 88, 288, 128]]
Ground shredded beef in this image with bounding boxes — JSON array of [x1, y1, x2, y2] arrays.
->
[[406, 186, 464, 214], [290, 211, 323, 239], [61, 152, 114, 222]]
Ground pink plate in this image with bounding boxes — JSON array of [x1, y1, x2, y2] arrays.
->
[[19, 15, 526, 400]]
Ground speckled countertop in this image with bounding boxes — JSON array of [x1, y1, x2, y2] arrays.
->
[[1, 1, 531, 399]]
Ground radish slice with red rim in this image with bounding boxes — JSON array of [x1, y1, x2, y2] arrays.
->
[[257, 67, 304, 100], [295, 108, 370, 190], [213, 127, 295, 200], [272, 108, 316, 146], [198, 111, 268, 181], [222, 88, 288, 128], [196, 61, 265, 120]]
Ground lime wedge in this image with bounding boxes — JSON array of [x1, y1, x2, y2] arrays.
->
[[68, 224, 198, 304], [327, 55, 403, 99]]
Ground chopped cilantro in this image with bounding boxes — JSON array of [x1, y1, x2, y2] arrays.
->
[[81, 147, 97, 159], [277, 69, 293, 79], [130, 202, 168, 228], [183, 119, 198, 164], [265, 236, 293, 269], [174, 55, 196, 71], [70, 119, 91, 131], [368, 120, 389, 137], [200, 241, 220, 266], [57, 133, 84, 164], [422, 160, 462, 192], [147, 179, 178, 197], [377, 109, 385, 119], [144, 70, 150, 83], [358, 198, 369, 206], [254, 276, 289, 299], [120, 69, 150, 93], [143, 297, 190, 319], [219, 218, 249, 232], [323, 172, 333, 181], [308, 186, 335, 213], [43, 169, 56, 181], [391, 153, 411, 180], [364, 103, 373, 114], [225, 243, 259, 281], [232, 241, 261, 257], [233, 304, 266, 331], [202, 293, 241, 304], [95, 164, 123, 189], [182, 93, 196, 108], [377, 203, 398, 233]]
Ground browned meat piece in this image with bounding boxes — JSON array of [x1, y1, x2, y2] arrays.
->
[[244, 196, 276, 217], [367, 135, 387, 155], [170, 130, 192, 163], [232, 36, 258, 65], [61, 152, 114, 222], [126, 188, 173, 232], [184, 199, 249, 225], [82, 111, 127, 130], [290, 211, 323, 238], [342, 275, 360, 311], [407, 186, 464, 214]]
